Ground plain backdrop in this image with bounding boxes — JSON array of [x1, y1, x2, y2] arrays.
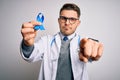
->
[[0, 0, 120, 80]]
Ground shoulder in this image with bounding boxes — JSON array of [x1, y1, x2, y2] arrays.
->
[[75, 33, 87, 40]]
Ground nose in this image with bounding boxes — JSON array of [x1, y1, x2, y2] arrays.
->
[[65, 19, 70, 25]]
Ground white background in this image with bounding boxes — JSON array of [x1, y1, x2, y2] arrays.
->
[[0, 0, 120, 80]]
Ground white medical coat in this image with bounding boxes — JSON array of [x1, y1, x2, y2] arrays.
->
[[20, 32, 89, 80]]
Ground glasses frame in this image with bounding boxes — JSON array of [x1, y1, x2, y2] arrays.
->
[[59, 16, 79, 24]]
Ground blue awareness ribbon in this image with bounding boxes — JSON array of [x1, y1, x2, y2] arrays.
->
[[34, 13, 45, 30]]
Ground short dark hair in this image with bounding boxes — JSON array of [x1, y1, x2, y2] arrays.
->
[[60, 3, 81, 18]]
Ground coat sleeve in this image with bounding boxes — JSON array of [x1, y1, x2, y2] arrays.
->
[[20, 36, 48, 62]]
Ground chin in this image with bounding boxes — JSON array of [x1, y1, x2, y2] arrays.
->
[[61, 30, 74, 36]]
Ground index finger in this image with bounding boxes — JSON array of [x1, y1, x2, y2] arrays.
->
[[29, 20, 41, 26], [22, 21, 41, 28]]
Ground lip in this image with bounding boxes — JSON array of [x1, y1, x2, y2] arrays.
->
[[63, 27, 69, 30]]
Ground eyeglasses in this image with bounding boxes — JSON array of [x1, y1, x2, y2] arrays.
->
[[59, 16, 79, 24]]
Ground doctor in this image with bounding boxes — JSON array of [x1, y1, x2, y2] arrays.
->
[[20, 3, 103, 80]]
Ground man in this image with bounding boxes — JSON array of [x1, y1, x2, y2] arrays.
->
[[20, 3, 103, 80]]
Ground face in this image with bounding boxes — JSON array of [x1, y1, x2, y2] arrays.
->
[[58, 10, 80, 36]]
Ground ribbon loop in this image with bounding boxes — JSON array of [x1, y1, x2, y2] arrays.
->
[[34, 13, 45, 30]]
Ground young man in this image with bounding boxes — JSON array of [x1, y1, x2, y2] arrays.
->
[[20, 3, 103, 80]]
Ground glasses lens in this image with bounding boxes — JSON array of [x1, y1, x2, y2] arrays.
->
[[59, 16, 66, 22], [69, 18, 78, 24], [59, 16, 78, 24]]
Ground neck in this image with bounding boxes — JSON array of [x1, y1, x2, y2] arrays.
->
[[60, 32, 76, 40]]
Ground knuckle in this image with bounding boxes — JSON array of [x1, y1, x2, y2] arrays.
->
[[94, 41, 98, 45], [97, 54, 102, 58], [22, 22, 33, 28], [91, 54, 96, 58], [22, 22, 28, 28], [99, 43, 104, 49], [84, 53, 91, 58], [21, 29, 24, 33], [23, 36, 28, 41], [24, 34, 30, 40], [30, 20, 40, 25], [31, 34, 35, 38]]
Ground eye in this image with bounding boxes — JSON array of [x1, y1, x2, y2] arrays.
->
[[70, 18, 76, 21], [60, 16, 67, 20]]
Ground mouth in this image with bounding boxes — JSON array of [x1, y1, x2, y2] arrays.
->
[[64, 28, 68, 30], [63, 26, 69, 30]]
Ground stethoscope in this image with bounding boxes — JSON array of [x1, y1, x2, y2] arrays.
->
[[50, 34, 81, 53]]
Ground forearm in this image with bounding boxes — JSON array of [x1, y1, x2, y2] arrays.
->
[[21, 40, 34, 58]]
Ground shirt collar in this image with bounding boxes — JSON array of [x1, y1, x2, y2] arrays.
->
[[59, 32, 76, 40]]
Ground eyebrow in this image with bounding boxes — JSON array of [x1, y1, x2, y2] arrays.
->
[[60, 16, 79, 20]]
